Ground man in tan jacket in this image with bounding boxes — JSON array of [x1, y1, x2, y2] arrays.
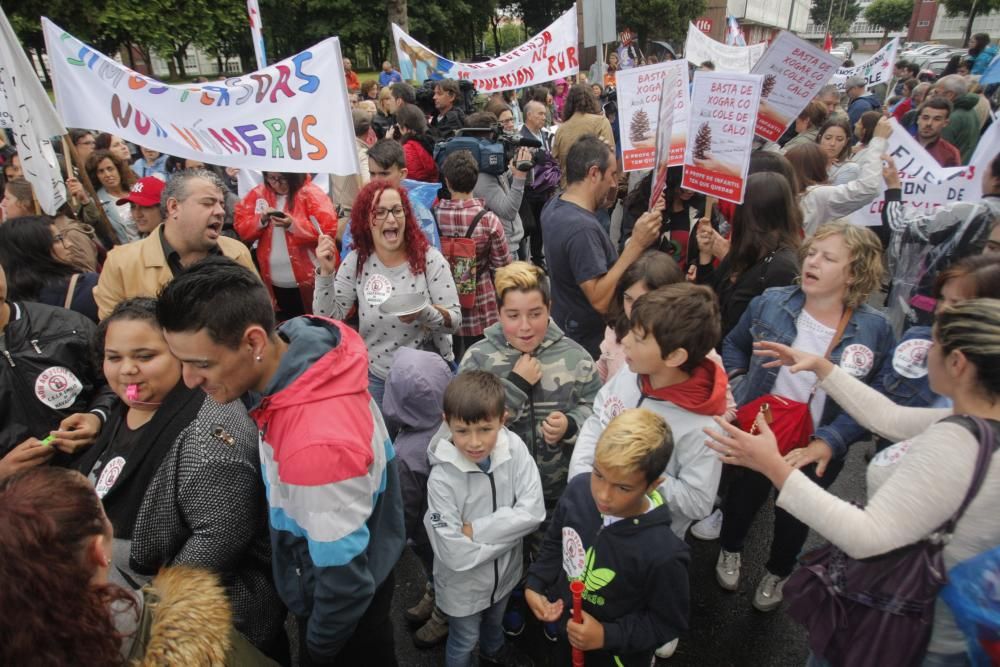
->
[[95, 169, 258, 319]]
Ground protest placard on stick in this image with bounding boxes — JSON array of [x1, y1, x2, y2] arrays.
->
[[617, 59, 689, 173]]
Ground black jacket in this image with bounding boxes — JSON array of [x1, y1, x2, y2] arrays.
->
[[0, 301, 114, 457], [526, 475, 690, 666]]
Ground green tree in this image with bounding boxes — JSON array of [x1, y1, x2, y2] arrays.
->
[[809, 0, 863, 38], [863, 0, 912, 44], [940, 0, 1000, 47], [618, 0, 706, 51]]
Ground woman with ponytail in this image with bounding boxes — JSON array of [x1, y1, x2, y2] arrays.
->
[[71, 297, 285, 654], [0, 467, 277, 666]]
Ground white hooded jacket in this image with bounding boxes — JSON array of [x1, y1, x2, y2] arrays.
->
[[424, 427, 545, 617]]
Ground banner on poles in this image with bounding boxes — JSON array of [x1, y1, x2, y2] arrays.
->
[[848, 119, 999, 227], [391, 8, 579, 92], [247, 0, 267, 70], [681, 71, 762, 204], [830, 38, 898, 93], [750, 32, 840, 142], [1, 10, 67, 215], [43, 18, 359, 176], [684, 23, 766, 73], [616, 59, 689, 172]]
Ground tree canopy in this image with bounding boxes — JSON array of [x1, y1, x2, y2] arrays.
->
[[863, 0, 912, 43], [809, 0, 863, 39]]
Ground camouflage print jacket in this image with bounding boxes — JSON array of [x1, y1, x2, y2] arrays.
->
[[459, 320, 602, 505]]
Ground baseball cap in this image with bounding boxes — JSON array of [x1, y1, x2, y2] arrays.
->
[[117, 176, 165, 207]]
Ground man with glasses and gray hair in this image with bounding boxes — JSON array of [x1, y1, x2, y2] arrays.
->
[[94, 168, 258, 319]]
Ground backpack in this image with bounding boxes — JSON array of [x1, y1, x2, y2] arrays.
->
[[435, 208, 489, 309]]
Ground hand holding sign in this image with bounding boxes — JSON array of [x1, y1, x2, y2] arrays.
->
[[316, 234, 338, 276]]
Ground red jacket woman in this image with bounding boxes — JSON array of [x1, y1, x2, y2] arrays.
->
[[234, 173, 338, 317]]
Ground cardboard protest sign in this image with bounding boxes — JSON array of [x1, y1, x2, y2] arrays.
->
[[848, 119, 999, 227], [616, 59, 689, 172], [392, 8, 578, 92], [750, 32, 840, 142], [0, 10, 67, 215], [648, 64, 689, 208], [684, 23, 766, 73], [681, 71, 762, 204], [830, 38, 898, 93], [43, 18, 360, 176]]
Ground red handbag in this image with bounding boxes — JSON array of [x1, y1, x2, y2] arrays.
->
[[735, 308, 852, 456]]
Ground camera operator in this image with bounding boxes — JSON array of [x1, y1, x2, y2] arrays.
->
[[463, 111, 532, 258]]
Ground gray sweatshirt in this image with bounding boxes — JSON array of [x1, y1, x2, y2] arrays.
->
[[474, 171, 526, 247]]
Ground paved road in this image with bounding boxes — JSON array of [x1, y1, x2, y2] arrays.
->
[[388, 442, 872, 667]]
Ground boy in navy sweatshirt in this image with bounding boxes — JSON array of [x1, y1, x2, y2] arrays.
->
[[525, 408, 690, 667]]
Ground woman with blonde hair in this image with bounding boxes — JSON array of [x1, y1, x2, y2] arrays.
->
[[713, 221, 896, 613]]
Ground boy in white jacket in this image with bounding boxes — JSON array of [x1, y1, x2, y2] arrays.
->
[[425, 371, 545, 667]]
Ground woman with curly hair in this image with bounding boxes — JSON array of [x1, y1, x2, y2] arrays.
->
[[87, 149, 139, 244], [551, 84, 615, 187], [314, 180, 461, 411], [0, 466, 276, 666], [713, 221, 896, 614], [71, 298, 284, 652]]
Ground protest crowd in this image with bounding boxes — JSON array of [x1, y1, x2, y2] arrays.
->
[[3, 6, 1000, 666]]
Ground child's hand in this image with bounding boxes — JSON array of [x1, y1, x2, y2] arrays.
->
[[525, 589, 564, 622], [567, 610, 605, 651], [542, 411, 569, 444], [461, 522, 473, 539], [512, 353, 542, 385]]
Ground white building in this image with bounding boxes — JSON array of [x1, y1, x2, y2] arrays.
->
[[932, 10, 1000, 45], [732, 0, 812, 41], [802, 0, 906, 50]]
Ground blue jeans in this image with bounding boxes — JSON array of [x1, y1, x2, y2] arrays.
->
[[445, 594, 509, 667]]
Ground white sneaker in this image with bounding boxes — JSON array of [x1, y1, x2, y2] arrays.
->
[[752, 571, 787, 612], [691, 509, 723, 541], [715, 549, 741, 591], [655, 638, 679, 659]]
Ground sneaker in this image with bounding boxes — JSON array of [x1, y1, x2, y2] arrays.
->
[[502, 606, 526, 637], [691, 509, 724, 541], [412, 607, 448, 648], [481, 641, 534, 667], [655, 638, 679, 659], [542, 621, 559, 642], [715, 550, 741, 591], [404, 582, 435, 625], [752, 572, 787, 612]]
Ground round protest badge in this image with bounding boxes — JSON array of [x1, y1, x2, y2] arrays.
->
[[871, 440, 913, 468], [254, 198, 269, 215], [95, 456, 126, 498], [34, 366, 84, 410], [562, 527, 586, 579], [363, 273, 394, 307], [840, 344, 875, 379], [892, 338, 931, 380]]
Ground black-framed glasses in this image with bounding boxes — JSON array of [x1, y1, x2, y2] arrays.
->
[[374, 206, 406, 221], [266, 174, 288, 185]]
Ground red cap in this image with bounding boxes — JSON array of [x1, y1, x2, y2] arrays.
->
[[117, 176, 165, 207]]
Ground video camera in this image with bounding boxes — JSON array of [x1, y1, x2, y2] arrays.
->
[[433, 125, 542, 178]]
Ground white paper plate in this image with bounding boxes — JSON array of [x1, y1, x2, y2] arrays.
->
[[378, 293, 429, 317]]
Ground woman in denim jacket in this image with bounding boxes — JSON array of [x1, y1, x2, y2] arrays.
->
[[714, 221, 895, 612]]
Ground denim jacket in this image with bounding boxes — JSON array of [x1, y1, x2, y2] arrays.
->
[[722, 286, 896, 459]]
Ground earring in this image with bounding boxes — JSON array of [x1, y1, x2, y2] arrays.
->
[[255, 355, 263, 362], [102, 556, 111, 567]]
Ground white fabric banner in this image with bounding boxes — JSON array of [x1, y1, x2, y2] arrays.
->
[[0, 87, 13, 128], [392, 8, 579, 92], [848, 119, 999, 227], [750, 31, 841, 142], [616, 59, 689, 172], [684, 23, 766, 73], [681, 71, 763, 204], [830, 38, 898, 93], [247, 0, 268, 71], [43, 18, 359, 176], [0, 10, 67, 215]]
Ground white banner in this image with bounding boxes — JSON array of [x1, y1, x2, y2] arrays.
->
[[247, 0, 267, 71], [848, 119, 999, 227], [0, 86, 13, 128], [681, 71, 762, 204], [43, 18, 360, 176], [750, 32, 840, 142], [830, 38, 898, 93], [616, 59, 689, 172], [392, 8, 579, 92], [1, 10, 67, 215], [684, 23, 767, 73]]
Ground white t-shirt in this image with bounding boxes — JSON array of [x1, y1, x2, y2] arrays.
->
[[771, 309, 834, 428], [268, 195, 297, 288]]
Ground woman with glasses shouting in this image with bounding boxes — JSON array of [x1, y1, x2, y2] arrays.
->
[[313, 181, 461, 415], [234, 171, 339, 320]]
